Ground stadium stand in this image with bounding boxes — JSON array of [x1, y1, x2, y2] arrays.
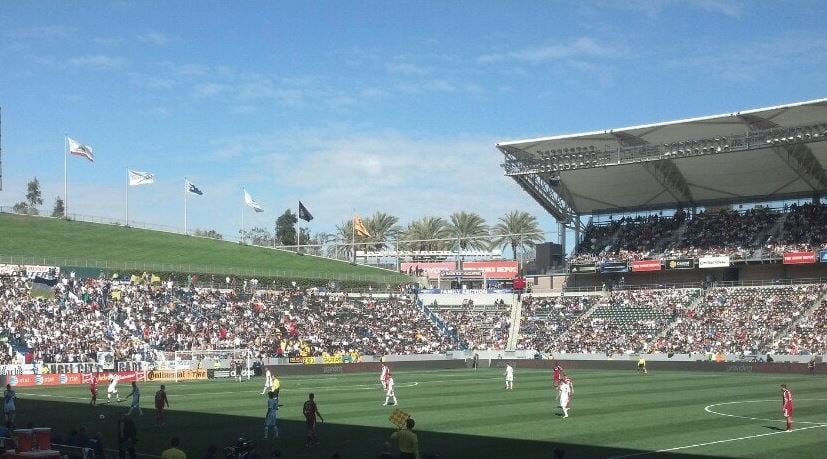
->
[[429, 299, 511, 351], [570, 204, 827, 264]]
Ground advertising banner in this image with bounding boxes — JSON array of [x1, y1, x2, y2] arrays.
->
[[321, 355, 344, 364], [288, 356, 304, 364], [400, 262, 456, 278], [438, 270, 483, 278], [821, 250, 827, 263], [46, 362, 104, 375], [569, 263, 597, 273], [664, 258, 695, 270], [599, 261, 629, 273], [783, 251, 817, 265], [462, 261, 520, 279], [0, 364, 33, 376], [0, 264, 60, 278], [631, 260, 662, 272], [6, 373, 84, 387], [146, 369, 207, 381], [698, 256, 730, 268]]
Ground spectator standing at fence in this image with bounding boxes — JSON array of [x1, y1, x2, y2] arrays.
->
[[117, 414, 137, 459], [303, 393, 324, 447], [161, 437, 186, 459]]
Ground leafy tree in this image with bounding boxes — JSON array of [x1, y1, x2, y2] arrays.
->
[[364, 211, 401, 250], [447, 211, 489, 251], [275, 209, 298, 246], [51, 197, 65, 218], [244, 227, 274, 247], [491, 210, 545, 260], [26, 178, 43, 214], [402, 216, 450, 254], [11, 202, 30, 214], [194, 229, 223, 240]]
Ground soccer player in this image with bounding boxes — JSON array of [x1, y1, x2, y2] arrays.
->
[[781, 384, 794, 432], [504, 363, 514, 390], [380, 363, 390, 391], [3, 384, 16, 425], [155, 385, 170, 427], [264, 391, 280, 439], [90, 373, 99, 407], [472, 353, 479, 371], [383, 376, 398, 406], [552, 362, 563, 387], [303, 392, 324, 447], [126, 381, 143, 416], [637, 356, 647, 374], [559, 377, 572, 418], [261, 369, 274, 395], [107, 374, 121, 402]]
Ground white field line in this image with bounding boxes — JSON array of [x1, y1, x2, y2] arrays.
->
[[607, 424, 827, 459], [608, 399, 827, 459], [704, 399, 827, 425]]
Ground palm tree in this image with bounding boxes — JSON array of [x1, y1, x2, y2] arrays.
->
[[447, 211, 489, 251], [491, 210, 545, 260], [364, 211, 401, 250], [334, 220, 356, 261], [402, 216, 450, 253]]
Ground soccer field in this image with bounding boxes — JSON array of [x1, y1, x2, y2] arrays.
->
[[14, 367, 827, 458]]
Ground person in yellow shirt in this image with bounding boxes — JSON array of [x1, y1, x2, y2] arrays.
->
[[390, 418, 420, 459], [160, 437, 186, 459], [637, 357, 647, 374]]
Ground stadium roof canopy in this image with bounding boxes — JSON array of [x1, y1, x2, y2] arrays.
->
[[497, 98, 827, 226]]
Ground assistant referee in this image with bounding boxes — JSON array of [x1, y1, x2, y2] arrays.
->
[[391, 418, 420, 459]]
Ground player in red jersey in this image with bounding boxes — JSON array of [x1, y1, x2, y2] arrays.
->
[[781, 384, 793, 432], [303, 392, 324, 447], [89, 373, 99, 407], [380, 364, 391, 391], [552, 363, 562, 387], [155, 384, 170, 427]]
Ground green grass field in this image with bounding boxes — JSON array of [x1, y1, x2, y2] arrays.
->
[[0, 213, 407, 283], [13, 367, 827, 458]]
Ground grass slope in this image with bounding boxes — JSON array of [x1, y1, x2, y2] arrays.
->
[[14, 368, 827, 458], [0, 213, 406, 282]]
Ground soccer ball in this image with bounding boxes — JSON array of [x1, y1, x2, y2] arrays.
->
[[99, 414, 105, 420]]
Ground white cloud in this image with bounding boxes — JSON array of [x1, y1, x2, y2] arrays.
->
[[479, 37, 617, 64], [386, 62, 432, 76], [68, 55, 127, 69], [139, 31, 170, 46], [6, 25, 75, 40]]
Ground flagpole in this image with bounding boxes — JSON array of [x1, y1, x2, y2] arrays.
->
[[184, 178, 188, 235], [241, 195, 245, 244], [296, 201, 301, 254], [352, 214, 356, 264], [63, 136, 68, 218], [125, 168, 129, 226]]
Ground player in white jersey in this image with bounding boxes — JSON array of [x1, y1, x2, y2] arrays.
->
[[264, 390, 280, 439], [380, 363, 390, 391], [504, 363, 514, 390], [107, 375, 121, 402], [558, 376, 573, 418], [261, 369, 274, 395], [4, 384, 16, 425], [383, 376, 398, 406], [126, 381, 142, 416]]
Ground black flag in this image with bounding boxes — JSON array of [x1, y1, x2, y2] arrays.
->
[[298, 201, 314, 222]]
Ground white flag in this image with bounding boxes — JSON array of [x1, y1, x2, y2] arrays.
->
[[243, 189, 264, 212], [128, 170, 155, 186], [68, 137, 94, 161]]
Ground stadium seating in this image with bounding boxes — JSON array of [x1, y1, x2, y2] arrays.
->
[[570, 203, 827, 263], [430, 300, 511, 350]]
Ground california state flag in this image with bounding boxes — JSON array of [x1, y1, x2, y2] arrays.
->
[[68, 137, 94, 161]]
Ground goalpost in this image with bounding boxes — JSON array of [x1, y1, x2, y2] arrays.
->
[[172, 348, 253, 383]]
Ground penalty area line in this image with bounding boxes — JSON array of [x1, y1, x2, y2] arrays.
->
[[606, 424, 827, 459]]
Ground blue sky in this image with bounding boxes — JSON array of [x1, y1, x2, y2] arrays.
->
[[1, 0, 826, 246]]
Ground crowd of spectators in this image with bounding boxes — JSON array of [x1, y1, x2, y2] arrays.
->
[[433, 299, 511, 350], [570, 203, 827, 264], [772, 299, 827, 354], [554, 289, 699, 354], [515, 295, 596, 351], [0, 274, 453, 365]]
